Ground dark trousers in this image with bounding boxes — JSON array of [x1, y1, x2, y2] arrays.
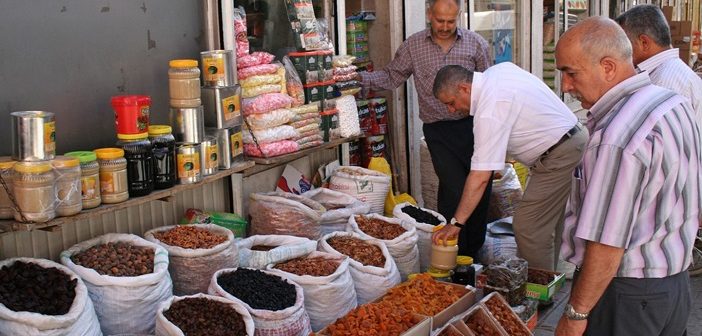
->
[[423, 117, 491, 258]]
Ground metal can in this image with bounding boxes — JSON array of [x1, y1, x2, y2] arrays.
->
[[11, 111, 56, 161], [202, 85, 242, 128], [200, 50, 237, 86], [199, 136, 219, 176], [176, 143, 202, 184], [170, 106, 205, 143]]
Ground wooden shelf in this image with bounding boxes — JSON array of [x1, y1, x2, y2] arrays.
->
[[0, 160, 254, 233]]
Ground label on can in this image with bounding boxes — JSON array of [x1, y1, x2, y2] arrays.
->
[[202, 56, 225, 82], [230, 132, 243, 157], [222, 94, 241, 121], [138, 105, 150, 133], [99, 171, 126, 194], [206, 144, 219, 169], [44, 121, 56, 154], [177, 153, 201, 178], [81, 176, 98, 200]]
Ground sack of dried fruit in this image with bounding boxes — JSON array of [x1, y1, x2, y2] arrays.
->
[[145, 224, 238, 296], [318, 232, 401, 305], [0, 258, 101, 336], [328, 166, 391, 214], [237, 234, 317, 269], [392, 202, 447, 272], [266, 251, 357, 331], [155, 293, 255, 336], [249, 192, 325, 239], [301, 188, 371, 236], [60, 233, 173, 335]]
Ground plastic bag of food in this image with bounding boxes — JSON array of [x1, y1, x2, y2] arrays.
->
[[249, 191, 325, 239], [238, 63, 280, 81], [299, 140, 323, 150], [333, 65, 357, 76], [237, 52, 275, 69], [487, 163, 523, 222], [334, 95, 362, 138], [240, 73, 283, 88], [336, 80, 361, 91], [483, 256, 528, 305], [233, 6, 249, 57], [302, 188, 371, 236], [180, 208, 248, 238], [243, 125, 298, 144], [290, 117, 321, 129], [242, 84, 283, 99], [245, 108, 295, 130], [295, 129, 321, 141], [333, 72, 360, 82], [290, 102, 320, 116], [244, 141, 300, 158], [155, 293, 255, 336], [294, 123, 319, 135], [297, 133, 323, 146], [237, 235, 318, 269], [282, 56, 305, 107], [243, 93, 294, 115], [290, 111, 320, 122], [332, 55, 356, 68]]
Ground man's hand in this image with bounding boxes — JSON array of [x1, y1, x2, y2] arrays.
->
[[432, 224, 461, 246], [556, 316, 587, 336]]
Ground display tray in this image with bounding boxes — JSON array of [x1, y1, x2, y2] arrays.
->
[[316, 313, 431, 336], [525, 268, 566, 302]]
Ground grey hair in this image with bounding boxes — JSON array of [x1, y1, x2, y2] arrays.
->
[[428, 0, 461, 9], [577, 17, 633, 64], [615, 5, 672, 47], [432, 65, 474, 98]]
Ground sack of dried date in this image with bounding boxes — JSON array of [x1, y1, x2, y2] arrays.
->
[[155, 293, 255, 336], [145, 224, 238, 296], [266, 251, 357, 331], [318, 231, 401, 305], [60, 233, 173, 335], [392, 202, 447, 272], [237, 234, 318, 269], [0, 258, 102, 336], [301, 188, 371, 236], [249, 191, 325, 239]]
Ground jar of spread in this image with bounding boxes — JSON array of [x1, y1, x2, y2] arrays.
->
[[431, 225, 459, 271], [169, 59, 202, 108], [0, 158, 17, 219], [452, 255, 475, 287], [65, 151, 102, 209], [117, 133, 154, 197], [427, 267, 453, 283], [148, 125, 177, 190], [51, 156, 83, 217], [94, 148, 129, 204], [13, 161, 56, 223]]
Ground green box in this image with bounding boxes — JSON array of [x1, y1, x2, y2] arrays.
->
[[525, 268, 566, 301]]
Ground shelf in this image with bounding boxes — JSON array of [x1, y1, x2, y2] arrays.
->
[[0, 160, 254, 233]]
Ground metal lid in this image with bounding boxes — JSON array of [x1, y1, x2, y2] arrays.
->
[[51, 156, 80, 168], [117, 132, 149, 140], [148, 125, 172, 136], [456, 256, 474, 265], [64, 151, 97, 164], [10, 111, 54, 119], [0, 157, 16, 169], [94, 148, 125, 160], [169, 59, 198, 68], [13, 161, 52, 174]]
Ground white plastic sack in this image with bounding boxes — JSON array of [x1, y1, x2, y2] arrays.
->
[[329, 166, 391, 214], [301, 188, 371, 236], [249, 192, 324, 239], [243, 125, 298, 144], [487, 163, 523, 222], [208, 268, 312, 336], [266, 251, 357, 331], [346, 214, 420, 280], [0, 258, 102, 336], [60, 233, 173, 336], [318, 232, 401, 305], [144, 224, 238, 295], [155, 293, 255, 336], [237, 235, 317, 269], [392, 202, 447, 272], [334, 95, 362, 138], [477, 218, 519, 266], [245, 108, 295, 130]]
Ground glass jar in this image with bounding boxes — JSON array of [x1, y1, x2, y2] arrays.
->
[[0, 157, 16, 219], [427, 267, 453, 283], [13, 161, 56, 223], [452, 255, 475, 287], [169, 59, 201, 101], [431, 225, 459, 271], [148, 125, 177, 190], [94, 148, 129, 204], [51, 156, 83, 217], [65, 151, 102, 209], [117, 133, 154, 197]]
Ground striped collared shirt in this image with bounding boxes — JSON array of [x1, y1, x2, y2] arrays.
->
[[638, 48, 702, 123], [360, 28, 490, 124], [561, 72, 702, 278]]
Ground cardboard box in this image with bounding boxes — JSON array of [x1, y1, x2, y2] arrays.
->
[[525, 268, 566, 301], [480, 292, 532, 335], [431, 284, 478, 330], [525, 309, 538, 332], [453, 305, 508, 336], [317, 313, 431, 336]]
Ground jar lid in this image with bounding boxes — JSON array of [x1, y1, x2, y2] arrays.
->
[[64, 151, 97, 164], [427, 267, 451, 278], [94, 148, 125, 160], [170, 59, 198, 68], [117, 132, 149, 140], [456, 256, 473, 265], [432, 225, 458, 245], [51, 156, 80, 168], [136, 95, 151, 105], [148, 125, 172, 136], [110, 95, 140, 106], [13, 161, 52, 174], [0, 157, 16, 169]]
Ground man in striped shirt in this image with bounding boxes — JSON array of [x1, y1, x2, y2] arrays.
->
[[616, 5, 702, 122], [555, 17, 700, 336]]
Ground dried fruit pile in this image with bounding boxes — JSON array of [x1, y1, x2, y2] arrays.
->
[[0, 261, 77, 315], [274, 257, 340, 277], [250, 245, 277, 251], [528, 268, 555, 285], [379, 274, 467, 316], [485, 295, 530, 336], [71, 242, 154, 277], [465, 309, 502, 336], [327, 236, 385, 267], [355, 215, 406, 240], [323, 301, 417, 336], [153, 226, 227, 249], [217, 268, 296, 311], [163, 297, 247, 336], [400, 205, 442, 225]]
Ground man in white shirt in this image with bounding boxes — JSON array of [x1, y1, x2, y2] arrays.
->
[[616, 4, 702, 121], [431, 62, 588, 270]]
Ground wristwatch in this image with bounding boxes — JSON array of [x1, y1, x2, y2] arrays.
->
[[564, 303, 589, 320], [450, 217, 465, 228]]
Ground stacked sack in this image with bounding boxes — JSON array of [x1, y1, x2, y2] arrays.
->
[[289, 103, 323, 150], [242, 92, 299, 158]]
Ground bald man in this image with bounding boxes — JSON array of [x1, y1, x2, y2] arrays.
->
[[555, 17, 700, 336]]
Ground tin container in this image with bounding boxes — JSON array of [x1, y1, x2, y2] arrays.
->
[[176, 143, 202, 184], [170, 106, 205, 143], [11, 111, 56, 161], [206, 126, 243, 169], [200, 50, 237, 86], [199, 136, 219, 176], [202, 85, 242, 128]]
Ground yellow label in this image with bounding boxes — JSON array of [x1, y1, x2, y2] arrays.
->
[[202, 56, 225, 82], [44, 121, 56, 155], [206, 144, 219, 169], [222, 94, 241, 121], [230, 132, 243, 157], [99, 172, 114, 193], [81, 175, 99, 200], [177, 153, 201, 178]]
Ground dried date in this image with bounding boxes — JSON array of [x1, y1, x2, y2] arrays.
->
[[71, 242, 154, 277], [163, 297, 247, 336], [528, 268, 555, 285], [274, 257, 340, 277], [327, 236, 385, 267], [153, 226, 228, 249], [250, 245, 277, 251], [354, 215, 406, 240]]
